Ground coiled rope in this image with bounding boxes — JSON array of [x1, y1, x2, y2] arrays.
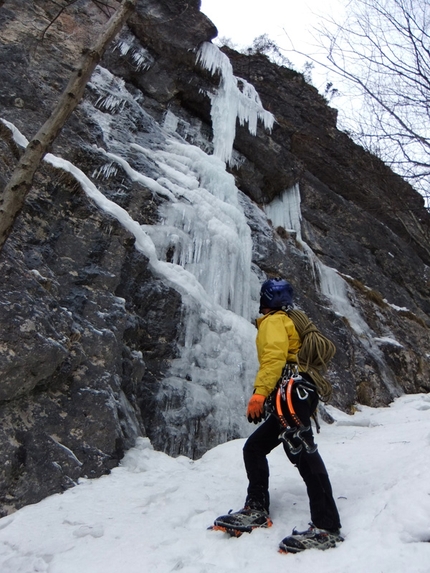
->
[[286, 309, 336, 402]]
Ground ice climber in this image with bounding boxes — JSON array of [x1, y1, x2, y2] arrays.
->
[[212, 278, 343, 553]]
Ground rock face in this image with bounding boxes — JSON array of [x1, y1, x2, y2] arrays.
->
[[0, 0, 429, 515]]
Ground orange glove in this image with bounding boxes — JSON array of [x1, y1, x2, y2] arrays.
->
[[247, 394, 266, 424]]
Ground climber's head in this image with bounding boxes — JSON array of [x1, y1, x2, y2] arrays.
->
[[259, 278, 294, 313]]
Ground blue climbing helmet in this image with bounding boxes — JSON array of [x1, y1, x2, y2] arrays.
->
[[259, 278, 294, 312]]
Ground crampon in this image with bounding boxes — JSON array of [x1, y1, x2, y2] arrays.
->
[[278, 523, 344, 553], [209, 506, 272, 537]]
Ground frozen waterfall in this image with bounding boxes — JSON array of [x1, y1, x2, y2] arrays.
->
[[263, 184, 369, 333], [196, 42, 274, 165], [263, 183, 303, 240], [263, 184, 402, 397], [142, 142, 253, 320]]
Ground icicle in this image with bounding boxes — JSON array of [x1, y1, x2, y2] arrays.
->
[[316, 262, 369, 335], [113, 31, 153, 71], [263, 183, 302, 240], [163, 111, 179, 133], [263, 184, 370, 334], [196, 42, 274, 165], [133, 141, 253, 320]]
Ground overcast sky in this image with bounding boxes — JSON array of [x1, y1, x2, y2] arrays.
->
[[200, 0, 346, 91]]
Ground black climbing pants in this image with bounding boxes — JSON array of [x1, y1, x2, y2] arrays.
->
[[243, 382, 341, 531]]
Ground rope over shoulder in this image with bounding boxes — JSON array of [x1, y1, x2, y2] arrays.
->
[[285, 308, 336, 402]]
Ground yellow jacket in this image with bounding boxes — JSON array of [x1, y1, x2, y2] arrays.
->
[[253, 311, 301, 397]]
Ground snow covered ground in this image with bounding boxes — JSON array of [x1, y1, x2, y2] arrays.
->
[[0, 393, 429, 573]]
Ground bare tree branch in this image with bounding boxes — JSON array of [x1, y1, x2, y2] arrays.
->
[[311, 0, 430, 206], [40, 1, 80, 42], [40, 1, 117, 42]]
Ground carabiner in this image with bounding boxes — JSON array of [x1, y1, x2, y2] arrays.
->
[[296, 386, 309, 401]]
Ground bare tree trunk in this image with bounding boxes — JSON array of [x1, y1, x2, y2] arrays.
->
[[0, 0, 137, 251]]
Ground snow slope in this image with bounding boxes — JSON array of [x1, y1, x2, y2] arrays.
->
[[0, 394, 429, 573]]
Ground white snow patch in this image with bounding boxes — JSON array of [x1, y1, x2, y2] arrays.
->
[[1, 118, 29, 147], [384, 300, 410, 312], [373, 337, 404, 348]]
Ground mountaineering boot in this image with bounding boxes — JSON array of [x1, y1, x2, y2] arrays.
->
[[211, 501, 272, 536], [279, 523, 344, 553]]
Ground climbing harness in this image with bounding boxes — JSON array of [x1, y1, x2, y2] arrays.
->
[[275, 364, 318, 455]]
